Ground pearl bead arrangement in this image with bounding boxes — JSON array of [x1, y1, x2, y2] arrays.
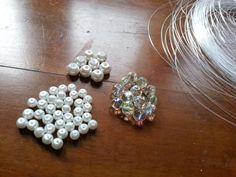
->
[[111, 72, 158, 127], [16, 83, 98, 150], [67, 50, 111, 82]]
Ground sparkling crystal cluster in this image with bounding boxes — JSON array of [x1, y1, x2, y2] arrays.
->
[[111, 72, 158, 126], [16, 84, 98, 150]]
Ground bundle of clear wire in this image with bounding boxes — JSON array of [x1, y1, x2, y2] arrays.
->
[[148, 0, 236, 126]]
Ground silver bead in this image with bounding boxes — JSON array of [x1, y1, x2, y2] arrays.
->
[[73, 116, 83, 126], [91, 69, 104, 82], [78, 123, 89, 134], [34, 127, 45, 138], [88, 120, 98, 130], [78, 88, 87, 98], [69, 90, 79, 99], [34, 109, 45, 120], [37, 99, 48, 109], [27, 119, 39, 131], [83, 103, 92, 112], [49, 86, 58, 95], [47, 95, 57, 104], [44, 123, 56, 134], [70, 130, 80, 140], [100, 62, 111, 75], [75, 56, 87, 67], [73, 107, 83, 116], [67, 63, 80, 76], [63, 113, 73, 122], [96, 51, 107, 63], [27, 98, 37, 108], [54, 99, 64, 109], [67, 83, 77, 91], [58, 84, 68, 92], [62, 104, 71, 113], [65, 122, 75, 132], [82, 112, 92, 122], [53, 110, 63, 120], [74, 98, 84, 107], [64, 96, 73, 106], [39, 91, 49, 100], [57, 91, 66, 100], [84, 49, 94, 58], [22, 108, 34, 119], [51, 138, 63, 150], [45, 104, 56, 114], [80, 65, 92, 77], [42, 114, 53, 124], [88, 58, 100, 70], [16, 117, 28, 129], [57, 128, 68, 139], [42, 133, 53, 145], [55, 119, 65, 129], [83, 95, 93, 104]]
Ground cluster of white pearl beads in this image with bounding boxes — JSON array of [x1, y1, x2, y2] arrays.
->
[[67, 50, 111, 82], [16, 83, 98, 150]]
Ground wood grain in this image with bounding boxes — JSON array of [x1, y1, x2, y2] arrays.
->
[[0, 0, 235, 177]]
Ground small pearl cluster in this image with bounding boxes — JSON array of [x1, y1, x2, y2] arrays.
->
[[67, 50, 111, 82], [16, 84, 98, 150]]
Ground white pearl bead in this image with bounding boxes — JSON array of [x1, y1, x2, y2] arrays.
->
[[37, 99, 48, 109], [39, 91, 49, 100], [47, 95, 57, 104], [67, 63, 80, 76], [54, 99, 64, 108], [22, 108, 34, 119], [42, 114, 53, 124], [83, 103, 92, 112], [78, 123, 89, 134], [70, 130, 80, 140], [88, 58, 100, 70], [78, 88, 87, 98], [84, 49, 94, 58], [34, 127, 45, 138], [27, 119, 39, 131], [45, 104, 56, 114], [74, 98, 84, 107], [27, 98, 37, 108], [51, 138, 63, 150], [73, 116, 83, 126], [34, 109, 45, 120], [80, 65, 92, 77], [83, 95, 93, 104], [53, 110, 63, 120], [73, 107, 83, 116], [55, 119, 65, 129], [100, 62, 111, 75], [42, 133, 53, 145], [88, 120, 98, 130], [91, 69, 104, 82], [57, 128, 68, 139], [65, 122, 75, 132], [58, 84, 68, 92], [49, 86, 58, 95], [82, 112, 92, 122], [69, 90, 79, 99], [75, 56, 87, 67], [63, 113, 73, 122], [96, 51, 107, 63], [44, 123, 56, 134], [62, 104, 71, 113], [16, 117, 28, 128], [57, 91, 66, 100], [67, 83, 77, 91], [64, 97, 73, 106]]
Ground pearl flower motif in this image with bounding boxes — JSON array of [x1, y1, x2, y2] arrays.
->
[[67, 49, 111, 82], [16, 84, 98, 150]]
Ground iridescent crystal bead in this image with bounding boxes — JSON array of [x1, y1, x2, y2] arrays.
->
[[112, 84, 123, 97], [133, 96, 146, 109], [127, 72, 137, 82], [119, 76, 130, 87], [144, 85, 157, 96], [135, 77, 147, 88], [130, 85, 141, 96], [121, 101, 134, 115], [133, 109, 146, 121], [149, 95, 158, 105], [111, 98, 123, 110], [144, 104, 156, 117], [121, 91, 133, 101]]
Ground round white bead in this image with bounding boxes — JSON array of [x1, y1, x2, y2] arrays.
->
[[75, 56, 87, 67], [74, 98, 84, 107], [55, 119, 65, 129], [67, 63, 80, 76], [51, 138, 63, 150], [45, 104, 56, 114], [96, 51, 107, 63], [83, 95, 93, 104], [69, 90, 79, 99], [53, 110, 63, 120], [54, 99, 64, 108], [34, 127, 45, 138], [65, 122, 75, 132], [78, 88, 87, 98], [39, 91, 49, 100], [42, 133, 53, 145], [84, 49, 94, 58], [42, 114, 53, 124], [88, 58, 100, 70], [22, 108, 34, 119], [83, 103, 92, 112], [64, 97, 73, 106], [80, 65, 92, 77], [49, 86, 58, 95], [82, 112, 92, 122], [73, 107, 83, 116], [16, 117, 28, 129], [62, 104, 71, 113], [47, 95, 57, 104], [100, 62, 111, 74], [73, 116, 83, 126], [57, 91, 66, 100], [91, 69, 104, 82], [44, 123, 56, 134], [67, 83, 77, 91], [27, 119, 39, 131], [27, 98, 37, 108], [88, 120, 98, 130], [58, 84, 68, 92], [37, 99, 48, 109], [57, 128, 68, 139], [78, 123, 89, 134], [63, 113, 73, 122], [70, 130, 80, 140], [34, 109, 45, 120]]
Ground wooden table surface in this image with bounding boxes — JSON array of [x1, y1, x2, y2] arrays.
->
[[0, 0, 235, 177]]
